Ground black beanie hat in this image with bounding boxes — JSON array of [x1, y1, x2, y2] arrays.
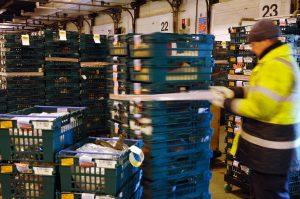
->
[[248, 19, 281, 42]]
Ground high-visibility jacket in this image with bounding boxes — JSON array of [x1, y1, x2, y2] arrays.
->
[[225, 43, 300, 174]]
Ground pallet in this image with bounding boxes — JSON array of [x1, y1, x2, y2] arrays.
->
[[0, 72, 44, 77], [80, 62, 111, 67]]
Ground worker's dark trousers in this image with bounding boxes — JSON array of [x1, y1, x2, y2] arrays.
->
[[250, 170, 290, 199]]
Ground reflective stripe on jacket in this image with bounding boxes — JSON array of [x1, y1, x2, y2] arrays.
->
[[227, 44, 300, 174]]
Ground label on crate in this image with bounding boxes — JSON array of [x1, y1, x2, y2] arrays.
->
[[114, 81, 119, 87], [243, 57, 253, 63], [93, 34, 101, 43], [229, 69, 235, 75], [59, 30, 67, 41], [95, 196, 114, 199], [61, 158, 74, 166], [114, 122, 119, 134], [82, 75, 87, 80], [0, 120, 12, 128], [58, 107, 68, 113], [133, 59, 142, 71], [171, 42, 177, 56], [133, 35, 142, 46], [95, 160, 116, 169], [112, 65, 118, 72], [113, 56, 118, 61], [230, 57, 236, 63], [229, 81, 235, 87], [243, 70, 252, 75], [236, 81, 243, 87], [113, 35, 118, 45], [241, 165, 250, 174], [62, 193, 74, 199], [233, 160, 239, 168], [82, 193, 95, 199], [1, 165, 13, 173], [235, 68, 242, 74], [21, 34, 30, 46], [237, 56, 243, 63], [113, 72, 118, 81], [32, 121, 52, 130], [133, 83, 141, 95], [33, 167, 53, 176], [230, 45, 235, 50]]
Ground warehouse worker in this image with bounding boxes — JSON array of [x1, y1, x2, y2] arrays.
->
[[210, 19, 300, 199]]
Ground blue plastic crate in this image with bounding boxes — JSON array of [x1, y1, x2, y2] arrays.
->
[[144, 134, 211, 157], [143, 153, 211, 181], [0, 106, 86, 162], [128, 58, 214, 83], [142, 173, 211, 199], [128, 33, 214, 58]]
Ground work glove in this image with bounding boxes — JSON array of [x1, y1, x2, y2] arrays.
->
[[209, 86, 234, 107], [209, 86, 234, 98], [209, 88, 226, 108]]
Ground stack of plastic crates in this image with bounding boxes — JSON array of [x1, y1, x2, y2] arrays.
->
[[57, 137, 143, 199], [79, 34, 110, 135], [0, 89, 7, 113], [126, 32, 214, 198], [212, 41, 230, 86], [80, 62, 109, 135], [43, 30, 80, 106], [0, 34, 45, 112], [108, 35, 131, 138], [0, 106, 86, 199], [79, 34, 109, 62], [224, 25, 254, 193]]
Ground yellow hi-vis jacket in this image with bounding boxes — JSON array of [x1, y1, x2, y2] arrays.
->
[[225, 43, 300, 174]]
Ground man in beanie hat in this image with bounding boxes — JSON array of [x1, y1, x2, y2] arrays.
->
[[210, 19, 300, 198]]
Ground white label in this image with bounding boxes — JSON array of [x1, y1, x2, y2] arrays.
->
[[112, 65, 118, 72], [235, 68, 242, 74], [113, 56, 118, 61], [133, 83, 141, 91], [236, 81, 243, 87], [134, 35, 142, 45], [82, 193, 95, 199], [114, 81, 119, 87], [279, 18, 286, 26], [243, 57, 253, 63], [114, 122, 119, 129], [113, 35, 118, 44], [113, 72, 118, 79], [237, 56, 243, 63], [241, 165, 250, 174], [95, 160, 117, 169], [58, 108, 68, 113], [33, 167, 53, 176], [81, 75, 87, 80], [233, 160, 239, 167], [171, 42, 177, 56], [259, 0, 281, 18], [96, 196, 114, 199], [243, 70, 252, 75], [93, 34, 101, 43], [32, 121, 52, 130], [59, 30, 67, 41], [21, 34, 30, 46]]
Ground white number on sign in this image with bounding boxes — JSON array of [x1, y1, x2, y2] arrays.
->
[[262, 4, 278, 17], [161, 21, 169, 31]]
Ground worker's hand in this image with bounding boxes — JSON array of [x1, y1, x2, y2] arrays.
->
[[209, 86, 234, 99], [209, 89, 226, 108]]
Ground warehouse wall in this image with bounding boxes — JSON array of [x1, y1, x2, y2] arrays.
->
[[90, 0, 209, 35], [211, 0, 292, 41]]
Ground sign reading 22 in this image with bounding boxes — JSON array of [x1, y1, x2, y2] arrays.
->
[[262, 4, 278, 17]]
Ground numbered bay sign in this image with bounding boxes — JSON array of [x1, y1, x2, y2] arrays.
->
[[259, 0, 281, 18], [160, 17, 172, 33]]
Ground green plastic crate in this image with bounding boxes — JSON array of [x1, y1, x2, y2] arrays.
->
[[58, 137, 142, 196], [0, 106, 86, 162], [0, 163, 56, 199], [57, 170, 142, 199]]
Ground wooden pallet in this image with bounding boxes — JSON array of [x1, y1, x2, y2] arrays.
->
[[45, 57, 79, 62]]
